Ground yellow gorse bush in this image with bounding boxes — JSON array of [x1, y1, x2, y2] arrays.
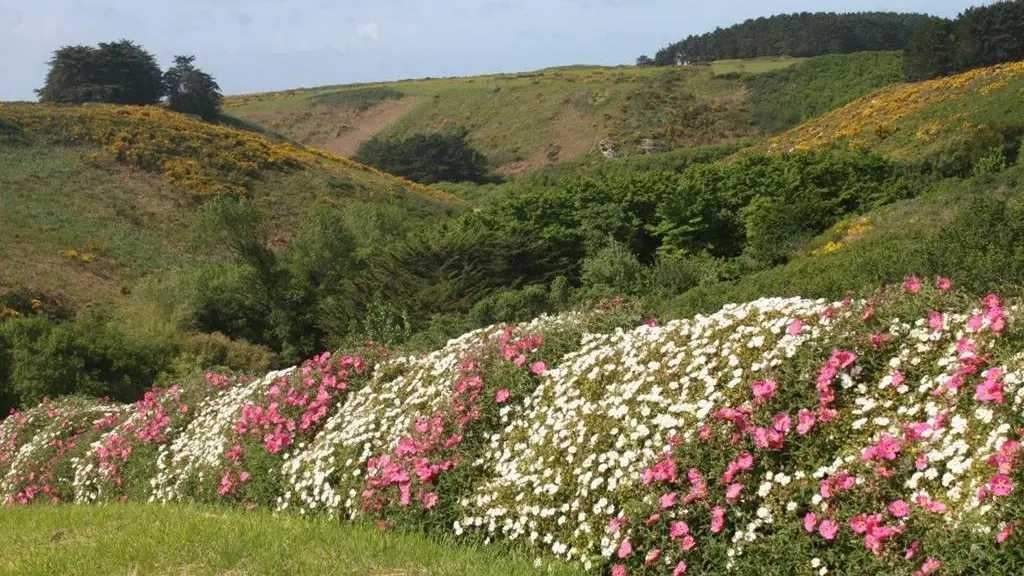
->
[[768, 59, 1024, 153], [0, 103, 460, 203]]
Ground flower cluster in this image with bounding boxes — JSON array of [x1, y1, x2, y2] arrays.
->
[[2, 280, 1023, 574]]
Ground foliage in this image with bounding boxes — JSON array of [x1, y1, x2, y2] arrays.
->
[[905, 1, 1024, 81], [652, 12, 940, 65], [764, 59, 1024, 156], [903, 19, 957, 81], [164, 55, 223, 121], [37, 40, 164, 105], [0, 312, 176, 411], [744, 52, 904, 132], [310, 86, 404, 111], [355, 127, 493, 184]]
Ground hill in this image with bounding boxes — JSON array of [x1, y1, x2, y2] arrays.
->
[[224, 52, 918, 177], [0, 103, 465, 307], [761, 59, 1024, 163], [223, 64, 778, 175]]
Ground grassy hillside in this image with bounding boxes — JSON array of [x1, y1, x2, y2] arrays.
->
[[223, 53, 924, 177], [0, 504, 579, 575], [762, 59, 1024, 159], [224, 62, 796, 174], [0, 103, 465, 306]]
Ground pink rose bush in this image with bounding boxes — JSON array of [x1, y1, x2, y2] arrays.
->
[[3, 281, 1024, 574]]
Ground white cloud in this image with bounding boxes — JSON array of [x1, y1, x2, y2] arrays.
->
[[356, 21, 379, 41]]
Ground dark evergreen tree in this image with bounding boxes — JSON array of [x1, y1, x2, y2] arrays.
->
[[164, 55, 223, 121], [903, 19, 956, 80], [37, 40, 164, 105], [651, 12, 940, 65]]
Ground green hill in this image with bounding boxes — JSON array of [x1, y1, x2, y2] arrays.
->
[[0, 103, 465, 308], [223, 52, 916, 177]]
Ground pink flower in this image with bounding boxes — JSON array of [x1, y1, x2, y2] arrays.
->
[[608, 516, 627, 534], [997, 523, 1015, 543], [888, 500, 910, 518], [679, 535, 696, 551], [804, 512, 818, 533], [239, 471, 250, 483], [905, 276, 922, 294], [672, 561, 688, 576], [530, 361, 547, 375], [737, 452, 754, 470], [611, 565, 626, 576], [752, 380, 777, 404], [514, 355, 527, 367], [920, 558, 941, 574], [670, 521, 690, 540], [990, 474, 1014, 496], [773, 413, 792, 433], [787, 319, 803, 336], [644, 513, 662, 526], [862, 306, 875, 322], [725, 483, 744, 501], [819, 519, 839, 540], [928, 311, 944, 332], [421, 491, 438, 509], [645, 318, 657, 327], [659, 492, 677, 509], [617, 539, 633, 559], [976, 378, 1005, 404], [495, 388, 510, 404], [710, 506, 726, 533], [644, 548, 661, 565], [797, 409, 816, 435], [937, 276, 952, 293]]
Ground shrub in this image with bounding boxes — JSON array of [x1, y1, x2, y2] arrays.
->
[[355, 127, 492, 184], [177, 332, 277, 374], [0, 313, 176, 410]]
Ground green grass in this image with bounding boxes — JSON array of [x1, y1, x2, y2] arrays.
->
[[710, 56, 805, 75], [0, 141, 462, 308], [0, 503, 582, 576], [743, 51, 905, 131], [224, 65, 757, 172]]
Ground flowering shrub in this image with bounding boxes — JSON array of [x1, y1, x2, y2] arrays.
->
[[765, 59, 1024, 155], [2, 280, 1024, 574], [0, 103, 460, 204]]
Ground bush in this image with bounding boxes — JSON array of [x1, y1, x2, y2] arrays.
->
[[469, 285, 553, 326], [177, 332, 277, 374], [0, 118, 23, 145], [578, 241, 647, 299], [0, 312, 176, 410], [915, 125, 1024, 178], [355, 127, 493, 184]]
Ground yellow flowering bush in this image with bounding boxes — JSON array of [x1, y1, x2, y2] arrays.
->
[[768, 59, 1024, 154], [0, 103, 462, 204]]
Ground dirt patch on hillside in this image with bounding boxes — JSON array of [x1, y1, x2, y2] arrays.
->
[[244, 97, 420, 157], [496, 106, 601, 175]]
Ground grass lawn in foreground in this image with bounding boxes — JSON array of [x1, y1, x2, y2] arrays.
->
[[0, 503, 582, 575]]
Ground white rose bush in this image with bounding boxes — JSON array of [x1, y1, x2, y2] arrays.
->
[[2, 279, 1024, 574]]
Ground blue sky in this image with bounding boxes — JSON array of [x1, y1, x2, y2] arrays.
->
[[0, 0, 977, 101]]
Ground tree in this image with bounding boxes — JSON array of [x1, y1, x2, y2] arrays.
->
[[635, 55, 655, 67], [37, 40, 164, 105], [354, 127, 492, 184], [903, 19, 956, 81], [164, 55, 223, 121]]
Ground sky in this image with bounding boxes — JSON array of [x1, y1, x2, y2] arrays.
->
[[0, 0, 979, 101]]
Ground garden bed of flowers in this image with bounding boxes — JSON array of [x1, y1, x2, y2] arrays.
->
[[2, 278, 1023, 575]]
